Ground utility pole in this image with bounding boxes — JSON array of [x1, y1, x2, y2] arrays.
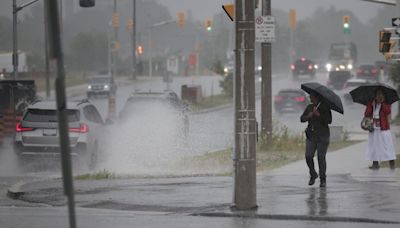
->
[[112, 0, 118, 80], [12, 0, 18, 80], [233, 0, 257, 210], [261, 0, 273, 145], [44, 4, 50, 98], [132, 0, 137, 80], [44, 1, 76, 227]]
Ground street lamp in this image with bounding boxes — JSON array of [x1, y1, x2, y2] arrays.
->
[[13, 0, 40, 80]]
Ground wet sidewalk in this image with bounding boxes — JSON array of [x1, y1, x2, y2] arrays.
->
[[9, 140, 400, 226]]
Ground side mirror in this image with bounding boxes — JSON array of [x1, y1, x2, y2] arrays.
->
[[79, 0, 95, 8]]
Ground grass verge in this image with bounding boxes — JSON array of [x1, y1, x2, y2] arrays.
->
[[75, 169, 115, 180], [34, 72, 90, 92], [189, 94, 232, 112]]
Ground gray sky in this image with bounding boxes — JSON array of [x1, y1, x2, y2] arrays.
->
[[156, 0, 386, 23]]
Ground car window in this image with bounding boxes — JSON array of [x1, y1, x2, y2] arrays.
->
[[24, 109, 80, 122], [279, 91, 305, 97], [83, 106, 103, 124]]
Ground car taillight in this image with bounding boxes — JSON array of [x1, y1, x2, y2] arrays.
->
[[290, 64, 295, 70], [69, 123, 89, 133], [308, 64, 313, 70], [295, 96, 305, 102], [15, 123, 33, 132], [274, 96, 284, 103]]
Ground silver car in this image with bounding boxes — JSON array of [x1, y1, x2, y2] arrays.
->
[[14, 100, 105, 168]]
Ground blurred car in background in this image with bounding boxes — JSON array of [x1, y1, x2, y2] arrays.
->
[[326, 70, 352, 90], [341, 78, 372, 105], [291, 58, 316, 79], [87, 76, 117, 98], [274, 89, 309, 114], [14, 100, 104, 169], [119, 90, 189, 137], [223, 61, 234, 76], [356, 64, 379, 81]]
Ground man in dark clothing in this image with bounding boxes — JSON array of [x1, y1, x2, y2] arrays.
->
[[301, 93, 332, 187]]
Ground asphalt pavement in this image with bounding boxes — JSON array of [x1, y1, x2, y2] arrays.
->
[[7, 128, 400, 227]]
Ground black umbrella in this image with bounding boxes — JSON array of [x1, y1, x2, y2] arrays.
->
[[349, 83, 400, 105], [301, 82, 344, 114]]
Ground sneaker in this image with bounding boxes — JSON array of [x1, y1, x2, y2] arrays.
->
[[308, 174, 318, 186]]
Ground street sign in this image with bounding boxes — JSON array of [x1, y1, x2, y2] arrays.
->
[[392, 17, 400, 27], [255, 16, 275, 43]]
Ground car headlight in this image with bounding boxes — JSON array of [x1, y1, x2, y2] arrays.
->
[[339, 65, 345, 70], [347, 64, 353, 70], [104, 85, 110, 90], [326, 63, 332, 71], [88, 85, 92, 90], [314, 64, 319, 69], [224, 67, 228, 73], [257, 66, 262, 71]]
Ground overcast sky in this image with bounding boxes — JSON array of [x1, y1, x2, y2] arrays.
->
[[156, 0, 387, 23]]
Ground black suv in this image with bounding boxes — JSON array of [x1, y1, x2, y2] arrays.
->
[[87, 76, 117, 98], [291, 58, 316, 79]]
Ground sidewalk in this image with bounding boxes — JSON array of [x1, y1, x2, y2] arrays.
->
[[9, 132, 400, 226]]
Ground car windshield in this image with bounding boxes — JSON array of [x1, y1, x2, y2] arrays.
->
[[279, 91, 305, 97], [24, 109, 80, 123], [346, 81, 367, 87], [90, 77, 111, 84]]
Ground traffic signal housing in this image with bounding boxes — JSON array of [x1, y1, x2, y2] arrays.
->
[[177, 12, 185, 28], [343, 15, 351, 34], [79, 0, 95, 7], [205, 19, 212, 32], [379, 30, 392, 53]]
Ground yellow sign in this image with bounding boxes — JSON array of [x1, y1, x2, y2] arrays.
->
[[222, 4, 234, 21], [177, 12, 185, 28]]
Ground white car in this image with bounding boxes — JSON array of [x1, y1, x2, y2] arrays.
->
[[341, 78, 372, 105]]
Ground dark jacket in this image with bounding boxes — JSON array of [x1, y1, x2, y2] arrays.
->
[[364, 101, 391, 130], [301, 103, 332, 138]]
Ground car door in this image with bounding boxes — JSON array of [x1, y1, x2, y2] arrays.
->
[[83, 105, 105, 147]]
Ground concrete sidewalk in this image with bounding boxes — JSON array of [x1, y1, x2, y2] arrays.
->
[[8, 134, 400, 227]]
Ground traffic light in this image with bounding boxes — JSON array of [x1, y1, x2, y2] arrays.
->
[[112, 13, 120, 28], [205, 19, 212, 32], [79, 0, 95, 7], [137, 45, 143, 55], [113, 41, 121, 51], [177, 12, 185, 28], [127, 18, 134, 32], [379, 30, 392, 53], [343, 15, 350, 34]]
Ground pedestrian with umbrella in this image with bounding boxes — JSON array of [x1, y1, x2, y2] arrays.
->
[[350, 83, 399, 170], [300, 82, 344, 188]]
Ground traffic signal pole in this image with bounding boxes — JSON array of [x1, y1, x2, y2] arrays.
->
[[261, 0, 273, 145], [233, 0, 257, 210], [132, 0, 137, 80]]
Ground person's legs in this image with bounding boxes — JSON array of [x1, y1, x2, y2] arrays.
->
[[389, 160, 395, 170], [316, 140, 329, 187], [305, 139, 318, 185], [369, 161, 379, 170]]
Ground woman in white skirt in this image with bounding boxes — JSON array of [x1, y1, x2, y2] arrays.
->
[[365, 89, 396, 170]]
